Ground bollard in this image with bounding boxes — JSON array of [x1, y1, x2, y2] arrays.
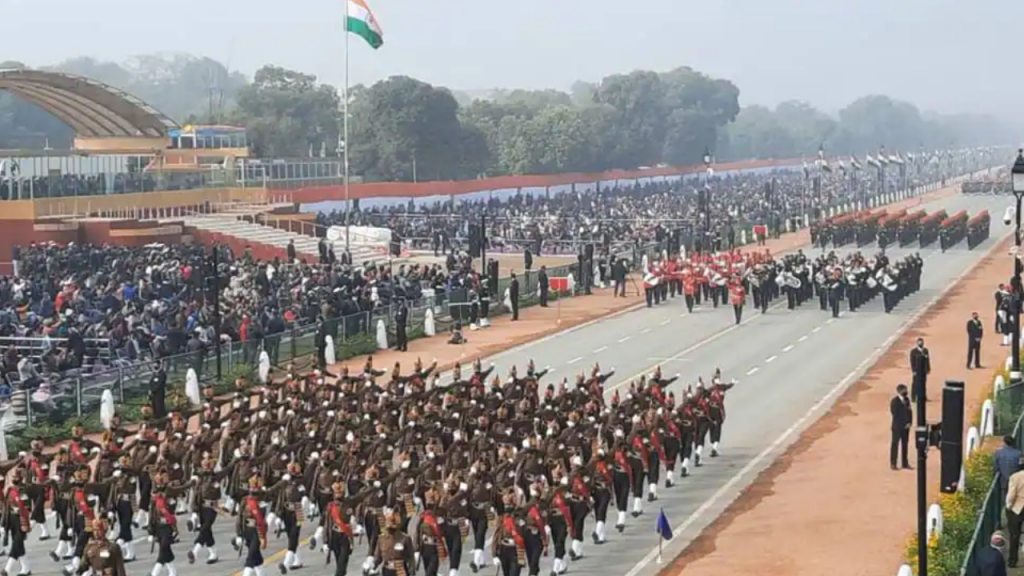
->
[[965, 426, 980, 458], [185, 369, 200, 406], [896, 564, 913, 576], [981, 399, 995, 437], [258, 350, 271, 383], [995, 374, 1006, 397], [424, 309, 436, 337], [324, 335, 336, 366], [926, 502, 944, 539], [376, 320, 388, 350]]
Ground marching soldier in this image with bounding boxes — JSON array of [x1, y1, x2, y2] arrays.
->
[[188, 453, 228, 566], [491, 490, 527, 576], [80, 518, 129, 576], [371, 509, 415, 576], [729, 278, 746, 325], [2, 470, 34, 576]]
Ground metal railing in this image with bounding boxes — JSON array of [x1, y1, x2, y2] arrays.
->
[[959, 382, 1024, 576]]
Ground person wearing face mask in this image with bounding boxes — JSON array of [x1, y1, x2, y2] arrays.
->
[[266, 461, 307, 573], [546, 470, 572, 576], [466, 461, 494, 572], [187, 453, 225, 566], [491, 489, 527, 576], [909, 337, 931, 403], [371, 510, 414, 576], [889, 383, 913, 471], [417, 487, 449, 576]]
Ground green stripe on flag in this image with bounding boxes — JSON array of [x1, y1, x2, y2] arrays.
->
[[346, 17, 383, 49]]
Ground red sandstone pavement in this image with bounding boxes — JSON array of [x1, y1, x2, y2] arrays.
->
[[663, 229, 1009, 576]]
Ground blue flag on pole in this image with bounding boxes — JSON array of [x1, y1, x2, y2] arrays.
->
[[656, 509, 673, 540]]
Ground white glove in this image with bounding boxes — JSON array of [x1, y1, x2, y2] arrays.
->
[[354, 524, 365, 536], [413, 497, 423, 508], [415, 552, 421, 563], [67, 529, 74, 538], [493, 558, 501, 567], [322, 544, 329, 553]]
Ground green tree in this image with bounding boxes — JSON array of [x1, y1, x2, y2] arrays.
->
[[594, 70, 667, 168], [347, 75, 466, 181], [231, 65, 341, 158]]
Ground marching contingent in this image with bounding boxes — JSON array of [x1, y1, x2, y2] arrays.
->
[[0, 355, 739, 576]]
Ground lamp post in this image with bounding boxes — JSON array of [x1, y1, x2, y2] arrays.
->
[[1009, 149, 1024, 384]]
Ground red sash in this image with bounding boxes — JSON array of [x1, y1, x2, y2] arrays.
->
[[154, 494, 176, 528], [650, 432, 668, 464], [29, 459, 45, 482], [328, 502, 353, 538], [632, 436, 649, 471], [70, 441, 85, 464], [505, 515, 528, 551], [614, 450, 632, 487], [666, 420, 680, 439], [7, 487, 29, 532], [572, 476, 591, 501], [423, 512, 448, 561], [246, 496, 267, 546], [526, 506, 547, 548], [553, 492, 573, 539], [74, 489, 94, 521]]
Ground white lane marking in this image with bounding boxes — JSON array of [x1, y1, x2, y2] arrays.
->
[[641, 328, 652, 334], [618, 336, 632, 343], [745, 367, 760, 376], [593, 346, 608, 353], [798, 335, 808, 342], [826, 318, 835, 325], [766, 355, 777, 363], [782, 345, 794, 353], [660, 319, 672, 326], [620, 222, 1009, 576], [812, 326, 822, 333], [567, 357, 582, 364], [607, 298, 789, 391]]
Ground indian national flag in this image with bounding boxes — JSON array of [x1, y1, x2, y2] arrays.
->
[[346, 0, 384, 49]]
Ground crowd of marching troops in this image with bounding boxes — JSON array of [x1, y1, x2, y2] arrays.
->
[[0, 356, 738, 576], [810, 207, 990, 253], [640, 247, 925, 321]]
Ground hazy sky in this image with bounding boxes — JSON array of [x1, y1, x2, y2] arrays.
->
[[2, 0, 1016, 117]]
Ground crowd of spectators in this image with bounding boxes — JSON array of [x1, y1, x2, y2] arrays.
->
[[317, 166, 937, 255], [0, 172, 212, 200]]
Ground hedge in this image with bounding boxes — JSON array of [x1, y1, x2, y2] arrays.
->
[[901, 348, 1023, 575]]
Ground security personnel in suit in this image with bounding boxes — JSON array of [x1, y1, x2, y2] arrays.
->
[[538, 266, 549, 307], [1007, 469, 1024, 567], [509, 272, 520, 321], [909, 338, 931, 403], [889, 383, 912, 470], [977, 532, 1009, 576], [395, 300, 409, 352], [967, 311, 984, 369]]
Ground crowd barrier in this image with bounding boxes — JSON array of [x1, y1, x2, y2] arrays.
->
[[961, 181, 1013, 195]]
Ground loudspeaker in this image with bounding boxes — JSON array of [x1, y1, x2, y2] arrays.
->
[[940, 380, 965, 493], [487, 260, 499, 296]]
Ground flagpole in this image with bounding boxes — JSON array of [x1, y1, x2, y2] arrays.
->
[[343, 0, 351, 253]]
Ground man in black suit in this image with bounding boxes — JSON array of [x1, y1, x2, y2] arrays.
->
[[968, 311, 984, 369], [509, 272, 520, 321], [395, 300, 409, 352], [890, 383, 913, 470], [286, 239, 297, 263], [977, 531, 1008, 576], [909, 337, 931, 403], [538, 266, 549, 307]]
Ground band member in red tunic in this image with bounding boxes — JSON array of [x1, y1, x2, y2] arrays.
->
[[729, 278, 747, 325], [706, 378, 736, 457], [682, 269, 697, 313]]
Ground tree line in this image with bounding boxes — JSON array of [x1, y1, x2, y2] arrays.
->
[[0, 55, 1014, 182]]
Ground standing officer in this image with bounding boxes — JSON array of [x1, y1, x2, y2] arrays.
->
[[149, 361, 168, 419], [538, 266, 549, 307], [395, 299, 409, 352], [889, 383, 913, 470], [967, 311, 984, 369], [524, 248, 533, 285], [909, 337, 931, 403], [509, 272, 520, 321]]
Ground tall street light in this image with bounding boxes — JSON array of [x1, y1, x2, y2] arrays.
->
[[1010, 149, 1024, 384]]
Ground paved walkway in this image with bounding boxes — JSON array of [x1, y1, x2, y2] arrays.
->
[[661, 228, 1012, 576]]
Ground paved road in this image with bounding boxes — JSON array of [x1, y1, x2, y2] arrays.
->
[[16, 192, 1009, 576]]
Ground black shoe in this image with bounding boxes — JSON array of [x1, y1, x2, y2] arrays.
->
[[279, 564, 288, 574], [309, 538, 317, 551], [570, 551, 581, 561], [206, 558, 219, 565], [647, 494, 656, 502], [187, 520, 195, 532], [615, 524, 624, 533], [470, 562, 479, 573], [188, 551, 196, 565], [681, 468, 689, 478], [903, 464, 913, 470], [665, 480, 673, 489], [48, 552, 59, 563]]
